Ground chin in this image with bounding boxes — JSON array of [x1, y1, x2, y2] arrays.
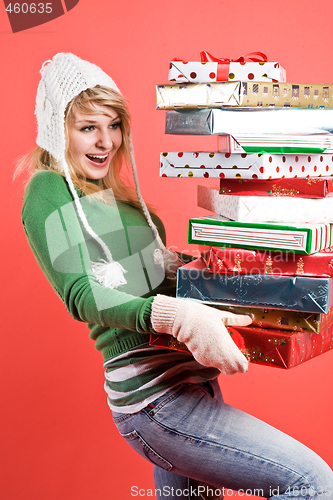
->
[[85, 166, 110, 180], [90, 172, 107, 180]]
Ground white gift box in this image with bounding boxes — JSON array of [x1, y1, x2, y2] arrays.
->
[[160, 152, 333, 179], [197, 185, 333, 223], [165, 108, 333, 135], [168, 60, 286, 84]]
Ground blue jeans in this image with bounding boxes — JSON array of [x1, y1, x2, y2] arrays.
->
[[112, 380, 333, 500]]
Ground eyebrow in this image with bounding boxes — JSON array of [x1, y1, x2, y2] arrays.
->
[[74, 116, 121, 124]]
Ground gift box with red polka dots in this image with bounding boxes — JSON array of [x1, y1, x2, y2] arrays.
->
[[168, 60, 286, 84], [160, 152, 333, 180]]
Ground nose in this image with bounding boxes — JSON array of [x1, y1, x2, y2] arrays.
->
[[96, 128, 113, 149]]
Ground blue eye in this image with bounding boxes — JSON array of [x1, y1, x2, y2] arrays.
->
[[81, 125, 95, 132], [110, 121, 121, 129]]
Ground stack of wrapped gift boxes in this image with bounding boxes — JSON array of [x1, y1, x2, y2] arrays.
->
[[151, 51, 333, 369]]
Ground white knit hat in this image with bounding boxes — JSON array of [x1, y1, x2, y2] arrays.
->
[[35, 53, 182, 289]]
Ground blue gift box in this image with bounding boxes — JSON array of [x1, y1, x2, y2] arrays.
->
[[176, 259, 333, 314]]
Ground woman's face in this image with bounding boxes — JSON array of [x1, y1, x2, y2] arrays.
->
[[67, 104, 123, 179]]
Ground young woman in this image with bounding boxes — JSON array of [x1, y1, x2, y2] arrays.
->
[[19, 53, 333, 500]]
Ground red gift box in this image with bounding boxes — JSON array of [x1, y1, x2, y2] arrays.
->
[[155, 306, 333, 334], [229, 324, 333, 369], [205, 246, 333, 277], [219, 177, 333, 198], [149, 321, 333, 369]]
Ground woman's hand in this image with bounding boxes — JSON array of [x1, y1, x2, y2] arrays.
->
[[151, 295, 252, 375]]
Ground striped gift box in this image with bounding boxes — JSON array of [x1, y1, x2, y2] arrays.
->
[[188, 215, 332, 254]]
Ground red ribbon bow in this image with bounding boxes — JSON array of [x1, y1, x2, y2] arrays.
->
[[200, 51, 268, 81], [200, 51, 268, 64]]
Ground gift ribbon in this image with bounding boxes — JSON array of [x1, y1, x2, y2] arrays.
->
[[200, 51, 268, 63], [171, 51, 268, 81], [200, 51, 268, 81]]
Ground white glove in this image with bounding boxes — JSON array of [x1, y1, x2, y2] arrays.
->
[[151, 295, 252, 375]]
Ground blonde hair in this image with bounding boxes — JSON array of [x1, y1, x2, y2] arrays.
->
[[15, 86, 148, 209]]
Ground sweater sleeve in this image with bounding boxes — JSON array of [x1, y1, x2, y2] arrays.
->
[[22, 170, 160, 334]]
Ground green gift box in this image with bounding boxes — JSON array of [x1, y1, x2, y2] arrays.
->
[[189, 215, 332, 254]]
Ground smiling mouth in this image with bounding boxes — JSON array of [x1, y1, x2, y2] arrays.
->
[[86, 153, 109, 165]]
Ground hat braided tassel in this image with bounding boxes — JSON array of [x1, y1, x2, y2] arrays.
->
[[61, 159, 128, 289], [129, 142, 184, 276]]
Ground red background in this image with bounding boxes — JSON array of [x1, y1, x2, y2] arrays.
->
[[1, 1, 333, 498]]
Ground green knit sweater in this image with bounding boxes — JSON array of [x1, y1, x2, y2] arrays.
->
[[22, 170, 178, 360], [22, 170, 220, 411]]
